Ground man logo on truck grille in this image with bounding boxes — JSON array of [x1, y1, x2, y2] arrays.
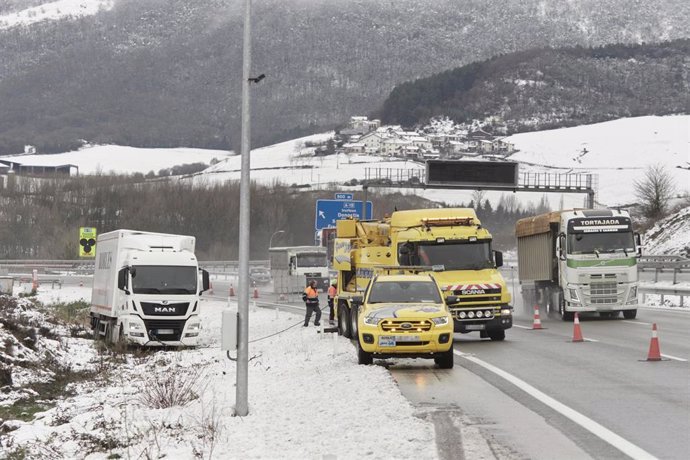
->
[[154, 307, 177, 313]]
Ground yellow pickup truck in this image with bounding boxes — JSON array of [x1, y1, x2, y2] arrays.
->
[[354, 273, 455, 368]]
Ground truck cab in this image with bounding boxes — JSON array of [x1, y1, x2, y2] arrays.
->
[[89, 230, 210, 347]]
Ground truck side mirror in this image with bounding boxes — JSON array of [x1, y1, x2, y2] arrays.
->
[[351, 295, 363, 306], [635, 233, 642, 258], [557, 233, 566, 261], [201, 269, 210, 293], [117, 268, 130, 294], [493, 250, 503, 268]]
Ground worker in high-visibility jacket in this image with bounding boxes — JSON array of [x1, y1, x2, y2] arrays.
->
[[302, 280, 321, 327], [327, 281, 337, 324]]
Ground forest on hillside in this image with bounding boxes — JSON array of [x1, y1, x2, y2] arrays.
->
[[380, 40, 690, 131], [0, 0, 688, 154], [0, 175, 550, 259]]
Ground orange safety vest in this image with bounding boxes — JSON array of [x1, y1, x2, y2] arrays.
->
[[327, 285, 337, 298], [304, 286, 319, 299]]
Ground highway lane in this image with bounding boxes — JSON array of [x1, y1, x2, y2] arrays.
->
[[457, 308, 688, 459], [212, 278, 689, 458]]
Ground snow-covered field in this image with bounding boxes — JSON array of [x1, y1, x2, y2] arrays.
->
[[0, 0, 113, 29], [2, 115, 688, 251], [2, 145, 231, 176], [5, 115, 687, 211], [1, 286, 436, 459]]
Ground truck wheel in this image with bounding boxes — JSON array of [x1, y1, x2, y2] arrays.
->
[[623, 310, 637, 319], [488, 330, 505, 341], [559, 296, 574, 321], [339, 307, 350, 338], [357, 339, 373, 365], [349, 304, 359, 340], [434, 348, 454, 369]]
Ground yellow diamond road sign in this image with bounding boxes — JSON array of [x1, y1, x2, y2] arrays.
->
[[79, 227, 97, 258]]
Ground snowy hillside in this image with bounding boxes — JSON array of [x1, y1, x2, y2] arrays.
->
[[643, 206, 690, 257], [4, 115, 688, 210], [2, 145, 231, 175], [0, 0, 113, 29]]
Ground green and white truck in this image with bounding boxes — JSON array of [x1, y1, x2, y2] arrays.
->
[[516, 209, 641, 320]]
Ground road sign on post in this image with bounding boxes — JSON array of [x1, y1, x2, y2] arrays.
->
[[79, 227, 97, 258], [335, 193, 353, 200], [315, 199, 373, 230]]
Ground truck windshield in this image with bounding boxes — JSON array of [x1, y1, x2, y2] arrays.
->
[[297, 254, 327, 267], [568, 232, 635, 255], [368, 281, 442, 304], [399, 241, 494, 270], [132, 266, 198, 294]]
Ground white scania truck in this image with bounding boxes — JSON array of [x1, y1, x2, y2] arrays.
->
[[89, 230, 210, 346], [516, 209, 641, 320]]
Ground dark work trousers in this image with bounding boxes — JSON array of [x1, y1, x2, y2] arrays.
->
[[328, 298, 335, 321], [304, 300, 321, 326]]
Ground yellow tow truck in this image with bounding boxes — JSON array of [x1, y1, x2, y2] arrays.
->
[[333, 208, 513, 342]]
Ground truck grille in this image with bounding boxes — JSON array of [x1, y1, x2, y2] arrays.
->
[[586, 282, 622, 305], [381, 320, 432, 332], [143, 319, 187, 342], [141, 302, 189, 316]]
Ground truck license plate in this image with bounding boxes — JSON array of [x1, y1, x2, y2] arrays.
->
[[379, 336, 396, 347], [395, 335, 421, 342], [465, 324, 485, 331], [157, 329, 174, 335]]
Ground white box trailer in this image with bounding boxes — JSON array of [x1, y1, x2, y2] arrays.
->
[[89, 229, 210, 346], [269, 246, 329, 294]]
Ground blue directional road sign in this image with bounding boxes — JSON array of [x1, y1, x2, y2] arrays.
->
[[315, 199, 373, 230]]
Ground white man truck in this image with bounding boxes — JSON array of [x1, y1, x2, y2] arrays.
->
[[269, 246, 329, 294], [89, 230, 210, 346], [516, 209, 641, 320]]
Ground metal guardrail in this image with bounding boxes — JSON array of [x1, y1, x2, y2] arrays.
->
[[639, 284, 690, 307]]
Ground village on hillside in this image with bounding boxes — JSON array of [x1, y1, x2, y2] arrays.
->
[[335, 116, 516, 161]]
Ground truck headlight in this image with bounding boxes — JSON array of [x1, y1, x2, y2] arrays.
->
[[569, 288, 580, 303], [185, 322, 201, 338], [128, 322, 145, 337], [458, 311, 467, 319], [363, 316, 381, 326], [627, 286, 638, 304], [501, 309, 512, 316], [432, 316, 449, 326]]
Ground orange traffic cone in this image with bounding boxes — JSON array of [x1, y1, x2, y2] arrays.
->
[[253, 287, 259, 299], [572, 312, 584, 342], [646, 323, 662, 361], [532, 305, 544, 330], [229, 284, 235, 296]]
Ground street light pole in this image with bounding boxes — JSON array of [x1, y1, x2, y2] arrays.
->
[[236, 0, 252, 417], [269, 230, 285, 248]]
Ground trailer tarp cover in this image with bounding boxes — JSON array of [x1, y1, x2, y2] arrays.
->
[[515, 211, 562, 238]]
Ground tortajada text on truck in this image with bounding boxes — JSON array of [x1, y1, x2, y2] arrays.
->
[[516, 209, 641, 320]]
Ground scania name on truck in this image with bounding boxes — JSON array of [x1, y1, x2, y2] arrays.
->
[[333, 208, 512, 341], [516, 209, 641, 320], [89, 229, 210, 346]]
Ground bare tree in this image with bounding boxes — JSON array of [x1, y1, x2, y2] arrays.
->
[[634, 165, 675, 219]]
